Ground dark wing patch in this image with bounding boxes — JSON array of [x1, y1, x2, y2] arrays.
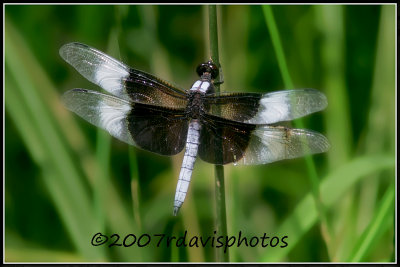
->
[[128, 103, 189, 155], [124, 71, 188, 109], [198, 113, 256, 165], [203, 92, 261, 123]]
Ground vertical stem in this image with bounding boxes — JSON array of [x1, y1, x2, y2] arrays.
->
[[208, 5, 229, 262], [209, 6, 221, 70]]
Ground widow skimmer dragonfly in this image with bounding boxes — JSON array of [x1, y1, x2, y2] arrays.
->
[[60, 42, 329, 216]]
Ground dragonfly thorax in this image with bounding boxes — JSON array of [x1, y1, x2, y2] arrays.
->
[[186, 90, 205, 119], [190, 79, 212, 93]]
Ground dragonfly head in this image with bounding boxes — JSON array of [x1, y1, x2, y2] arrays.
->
[[196, 60, 219, 81]]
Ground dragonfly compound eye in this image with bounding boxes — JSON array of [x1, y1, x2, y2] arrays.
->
[[196, 60, 219, 80]]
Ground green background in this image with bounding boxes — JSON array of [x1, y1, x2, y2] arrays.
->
[[5, 4, 395, 262]]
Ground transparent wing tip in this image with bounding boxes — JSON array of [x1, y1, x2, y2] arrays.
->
[[303, 88, 328, 111], [59, 42, 87, 61], [60, 88, 89, 110], [320, 134, 331, 152], [309, 131, 331, 154]]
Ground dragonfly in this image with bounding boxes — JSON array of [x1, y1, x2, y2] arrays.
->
[[60, 42, 330, 216]]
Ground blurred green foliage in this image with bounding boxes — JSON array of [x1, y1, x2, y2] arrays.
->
[[5, 4, 395, 262]]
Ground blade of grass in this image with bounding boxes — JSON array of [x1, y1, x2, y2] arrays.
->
[[314, 5, 352, 169], [5, 19, 102, 260], [356, 3, 395, 240], [262, 6, 293, 89], [351, 5, 395, 262], [313, 5, 356, 261], [92, 20, 121, 258], [94, 8, 145, 261], [259, 154, 394, 262], [348, 181, 394, 262], [5, 79, 99, 262], [6, 15, 140, 261], [262, 5, 333, 259], [208, 5, 229, 262]]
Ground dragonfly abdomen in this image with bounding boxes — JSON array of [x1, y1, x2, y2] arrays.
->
[[173, 120, 201, 216]]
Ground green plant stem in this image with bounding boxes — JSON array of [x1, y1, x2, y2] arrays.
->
[[208, 5, 229, 262], [348, 181, 394, 262], [262, 5, 333, 259]]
